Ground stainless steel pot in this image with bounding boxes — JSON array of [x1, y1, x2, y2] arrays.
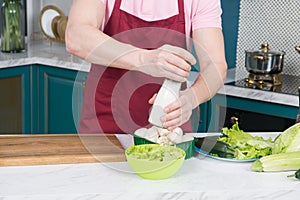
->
[[245, 43, 285, 74]]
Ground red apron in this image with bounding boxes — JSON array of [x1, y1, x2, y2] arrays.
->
[[79, 0, 192, 133]]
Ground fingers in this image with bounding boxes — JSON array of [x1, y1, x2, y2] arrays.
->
[[161, 99, 191, 130], [160, 44, 197, 66], [159, 88, 197, 130], [164, 53, 191, 79], [136, 44, 197, 82], [162, 108, 191, 130], [159, 45, 196, 82], [148, 93, 157, 104], [159, 62, 190, 82]]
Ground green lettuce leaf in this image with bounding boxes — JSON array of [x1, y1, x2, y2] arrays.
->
[[273, 123, 300, 154], [219, 123, 273, 160]]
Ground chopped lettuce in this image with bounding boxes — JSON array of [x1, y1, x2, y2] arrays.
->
[[273, 123, 300, 154], [219, 123, 273, 160], [126, 145, 184, 162]]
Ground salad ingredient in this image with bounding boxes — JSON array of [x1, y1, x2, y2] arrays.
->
[[272, 123, 300, 154], [287, 168, 300, 180], [126, 144, 184, 162], [134, 126, 193, 145], [219, 123, 274, 159], [195, 136, 235, 158], [251, 151, 300, 172]]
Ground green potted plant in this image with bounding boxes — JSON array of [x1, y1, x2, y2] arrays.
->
[[0, 0, 25, 52]]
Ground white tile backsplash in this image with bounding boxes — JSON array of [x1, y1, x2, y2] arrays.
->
[[235, 0, 300, 80]]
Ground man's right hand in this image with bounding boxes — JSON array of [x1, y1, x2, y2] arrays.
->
[[133, 44, 196, 82]]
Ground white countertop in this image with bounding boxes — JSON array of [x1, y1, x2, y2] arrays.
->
[[1, 133, 299, 200], [0, 156, 299, 200], [220, 84, 298, 107], [0, 41, 298, 107], [189, 69, 299, 107]]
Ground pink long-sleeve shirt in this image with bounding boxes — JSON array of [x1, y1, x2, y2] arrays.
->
[[100, 0, 222, 38]]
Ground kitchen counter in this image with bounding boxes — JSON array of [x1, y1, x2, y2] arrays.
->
[[220, 83, 299, 107], [0, 40, 298, 107], [0, 134, 299, 200], [0, 40, 91, 72], [188, 68, 299, 107]]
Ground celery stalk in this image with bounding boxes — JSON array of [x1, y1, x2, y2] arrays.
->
[[251, 151, 300, 172]]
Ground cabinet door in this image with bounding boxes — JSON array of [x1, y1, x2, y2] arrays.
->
[[38, 66, 87, 133], [208, 94, 298, 132], [0, 66, 31, 133], [195, 102, 210, 132]]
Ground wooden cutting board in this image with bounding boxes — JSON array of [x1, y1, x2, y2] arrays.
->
[[0, 134, 126, 166]]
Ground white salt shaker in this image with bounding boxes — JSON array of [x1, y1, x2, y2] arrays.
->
[[148, 79, 181, 128]]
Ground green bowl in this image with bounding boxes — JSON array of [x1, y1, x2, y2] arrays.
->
[[133, 134, 195, 159], [125, 144, 186, 180]]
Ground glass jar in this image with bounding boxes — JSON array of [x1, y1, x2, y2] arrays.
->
[[0, 0, 25, 53]]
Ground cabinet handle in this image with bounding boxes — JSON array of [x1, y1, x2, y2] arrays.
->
[[230, 116, 238, 125]]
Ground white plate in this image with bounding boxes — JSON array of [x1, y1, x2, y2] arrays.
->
[[194, 146, 258, 162], [189, 132, 280, 140], [39, 5, 64, 40]]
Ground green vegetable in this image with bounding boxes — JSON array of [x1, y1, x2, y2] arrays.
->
[[219, 122, 273, 160], [1, 0, 25, 52], [273, 123, 300, 154], [251, 151, 300, 172], [126, 145, 183, 162], [287, 168, 300, 180], [251, 123, 300, 173], [195, 136, 235, 158]]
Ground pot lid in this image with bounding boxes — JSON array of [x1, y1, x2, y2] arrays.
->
[[245, 43, 285, 55]]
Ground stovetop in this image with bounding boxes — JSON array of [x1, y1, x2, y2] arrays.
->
[[226, 74, 300, 96]]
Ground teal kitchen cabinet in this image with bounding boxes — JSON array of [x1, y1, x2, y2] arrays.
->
[[206, 94, 298, 132], [0, 66, 31, 133], [0, 65, 87, 134], [37, 65, 87, 134], [195, 103, 210, 132]]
